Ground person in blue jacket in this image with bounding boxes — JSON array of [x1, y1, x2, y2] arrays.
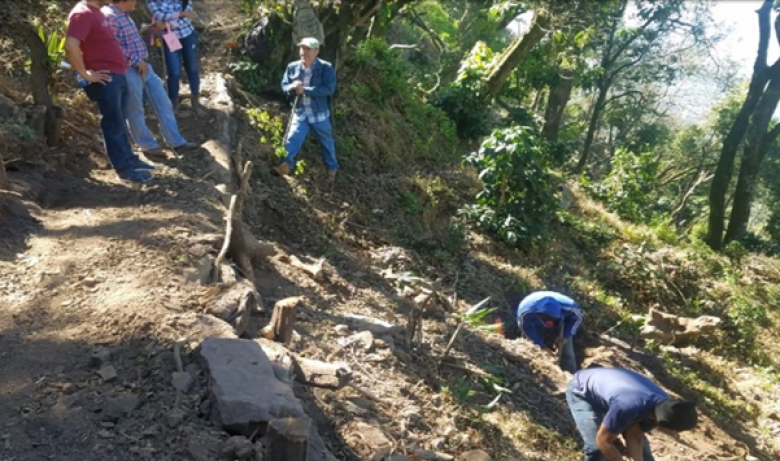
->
[[516, 291, 583, 374], [272, 37, 338, 183]]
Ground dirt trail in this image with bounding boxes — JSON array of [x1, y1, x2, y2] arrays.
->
[[0, 1, 775, 460], [0, 2, 242, 460]]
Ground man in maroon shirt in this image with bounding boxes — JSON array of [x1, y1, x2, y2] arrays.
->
[[64, 0, 153, 183]]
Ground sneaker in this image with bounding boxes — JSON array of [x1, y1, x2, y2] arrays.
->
[[117, 169, 153, 184], [133, 159, 158, 171], [174, 142, 199, 152], [272, 162, 291, 176]]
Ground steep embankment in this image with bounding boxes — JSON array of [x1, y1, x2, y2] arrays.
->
[[0, 2, 778, 461]]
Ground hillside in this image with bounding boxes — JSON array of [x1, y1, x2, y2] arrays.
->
[[1, 1, 779, 461]]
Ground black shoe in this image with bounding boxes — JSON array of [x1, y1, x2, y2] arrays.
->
[[174, 142, 199, 152]]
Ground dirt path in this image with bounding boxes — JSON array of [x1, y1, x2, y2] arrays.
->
[[0, 3, 245, 460]]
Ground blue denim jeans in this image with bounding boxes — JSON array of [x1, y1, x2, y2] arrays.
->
[[283, 114, 339, 171], [83, 73, 138, 174], [124, 65, 187, 150], [566, 385, 655, 461], [560, 338, 578, 374], [162, 31, 200, 104]]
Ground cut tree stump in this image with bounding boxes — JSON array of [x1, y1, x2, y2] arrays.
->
[[271, 296, 303, 344], [265, 416, 311, 461]]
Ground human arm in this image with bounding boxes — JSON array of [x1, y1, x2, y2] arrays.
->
[[595, 424, 627, 461], [64, 36, 111, 84], [623, 423, 646, 461], [562, 306, 584, 339], [518, 313, 548, 349], [304, 62, 336, 97], [281, 65, 300, 94]]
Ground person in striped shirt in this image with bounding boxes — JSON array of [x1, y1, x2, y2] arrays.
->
[[147, 0, 201, 111], [102, 0, 198, 157]]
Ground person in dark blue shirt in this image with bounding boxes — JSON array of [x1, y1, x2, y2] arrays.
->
[[516, 291, 583, 373], [567, 367, 698, 461]]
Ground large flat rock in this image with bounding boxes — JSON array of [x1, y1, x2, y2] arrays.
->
[[198, 338, 304, 435]]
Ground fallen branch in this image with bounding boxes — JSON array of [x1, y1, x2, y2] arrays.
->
[[287, 255, 325, 281], [210, 194, 238, 283], [347, 383, 387, 404], [296, 357, 352, 389], [439, 360, 491, 377]]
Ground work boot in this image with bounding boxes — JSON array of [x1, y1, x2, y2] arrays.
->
[[142, 147, 166, 158], [325, 169, 336, 184], [191, 94, 206, 115], [272, 162, 291, 176]]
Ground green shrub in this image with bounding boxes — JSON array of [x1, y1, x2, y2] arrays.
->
[[583, 148, 660, 223], [433, 41, 494, 139], [461, 126, 558, 245]]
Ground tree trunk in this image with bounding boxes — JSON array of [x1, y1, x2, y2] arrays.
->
[[542, 69, 573, 141], [577, 84, 608, 171], [706, 0, 774, 250], [724, 67, 780, 243], [21, 23, 62, 147], [483, 11, 549, 97]]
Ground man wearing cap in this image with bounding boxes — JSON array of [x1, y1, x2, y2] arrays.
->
[[273, 37, 339, 183], [516, 291, 583, 374], [567, 367, 698, 461]]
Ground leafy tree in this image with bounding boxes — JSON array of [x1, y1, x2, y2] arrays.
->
[[576, 0, 714, 172], [706, 0, 780, 249]]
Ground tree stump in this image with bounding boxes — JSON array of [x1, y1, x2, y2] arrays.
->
[[271, 296, 302, 343], [264, 416, 311, 461]]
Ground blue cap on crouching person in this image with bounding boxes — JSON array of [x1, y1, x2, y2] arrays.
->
[[297, 37, 320, 50]]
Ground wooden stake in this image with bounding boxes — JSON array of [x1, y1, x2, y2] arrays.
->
[[265, 416, 311, 461], [271, 296, 301, 344]]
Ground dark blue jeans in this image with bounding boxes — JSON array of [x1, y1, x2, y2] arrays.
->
[[162, 31, 200, 104], [559, 337, 578, 374], [566, 384, 655, 461], [83, 73, 136, 174]]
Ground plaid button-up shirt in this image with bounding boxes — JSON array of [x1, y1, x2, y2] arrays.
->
[[102, 4, 147, 67], [148, 0, 196, 39], [296, 65, 330, 123]]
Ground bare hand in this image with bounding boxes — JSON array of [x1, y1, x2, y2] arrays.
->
[[83, 70, 111, 85], [137, 61, 148, 77], [180, 11, 196, 19], [293, 80, 304, 95]]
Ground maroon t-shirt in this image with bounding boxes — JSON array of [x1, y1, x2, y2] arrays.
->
[[67, 2, 127, 75]]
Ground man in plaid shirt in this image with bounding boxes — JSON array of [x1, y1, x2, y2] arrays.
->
[[102, 0, 197, 157], [273, 37, 339, 183], [147, 0, 201, 111]]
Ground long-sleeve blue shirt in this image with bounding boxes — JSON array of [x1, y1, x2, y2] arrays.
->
[[516, 291, 583, 348]]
